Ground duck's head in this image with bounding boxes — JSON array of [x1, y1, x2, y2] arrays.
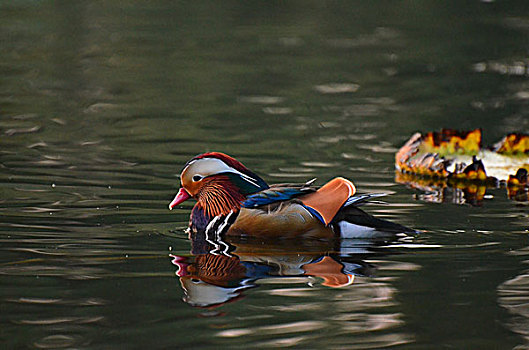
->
[[169, 152, 269, 215]]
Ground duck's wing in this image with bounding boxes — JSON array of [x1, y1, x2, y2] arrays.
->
[[242, 179, 317, 208], [244, 177, 358, 226], [242, 177, 355, 224]]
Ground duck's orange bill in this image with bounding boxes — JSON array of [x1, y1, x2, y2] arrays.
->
[[169, 188, 191, 210]]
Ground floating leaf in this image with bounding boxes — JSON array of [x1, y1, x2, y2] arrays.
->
[[396, 129, 529, 204]]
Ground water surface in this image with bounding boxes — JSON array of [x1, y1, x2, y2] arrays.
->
[[2, 1, 529, 349]]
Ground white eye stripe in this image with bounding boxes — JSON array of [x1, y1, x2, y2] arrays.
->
[[184, 158, 259, 187]]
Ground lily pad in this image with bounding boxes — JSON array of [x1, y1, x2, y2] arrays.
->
[[395, 129, 529, 204]]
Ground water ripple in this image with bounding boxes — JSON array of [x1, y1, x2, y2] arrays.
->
[[14, 316, 104, 325], [217, 320, 327, 337], [5, 125, 41, 136], [314, 83, 360, 94], [6, 297, 107, 306], [33, 334, 87, 349]]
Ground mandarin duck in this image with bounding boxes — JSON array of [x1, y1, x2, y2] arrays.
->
[[169, 152, 414, 239]]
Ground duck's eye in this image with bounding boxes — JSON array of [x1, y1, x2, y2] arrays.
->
[[192, 175, 203, 182]]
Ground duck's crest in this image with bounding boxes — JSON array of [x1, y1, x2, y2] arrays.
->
[[190, 152, 248, 173], [188, 152, 269, 191]]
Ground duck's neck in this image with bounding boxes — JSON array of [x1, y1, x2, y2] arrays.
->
[[190, 182, 246, 231]]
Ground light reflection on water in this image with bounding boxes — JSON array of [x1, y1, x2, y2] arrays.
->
[[498, 246, 529, 349], [2, 0, 529, 348]]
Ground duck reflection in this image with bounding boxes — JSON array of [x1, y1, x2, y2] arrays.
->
[[171, 233, 388, 308]]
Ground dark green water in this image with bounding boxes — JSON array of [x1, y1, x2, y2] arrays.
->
[[2, 1, 529, 349]]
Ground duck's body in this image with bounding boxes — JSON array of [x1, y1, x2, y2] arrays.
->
[[169, 152, 413, 239], [229, 203, 334, 238]]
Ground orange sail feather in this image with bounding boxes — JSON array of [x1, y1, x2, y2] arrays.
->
[[300, 177, 356, 225]]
